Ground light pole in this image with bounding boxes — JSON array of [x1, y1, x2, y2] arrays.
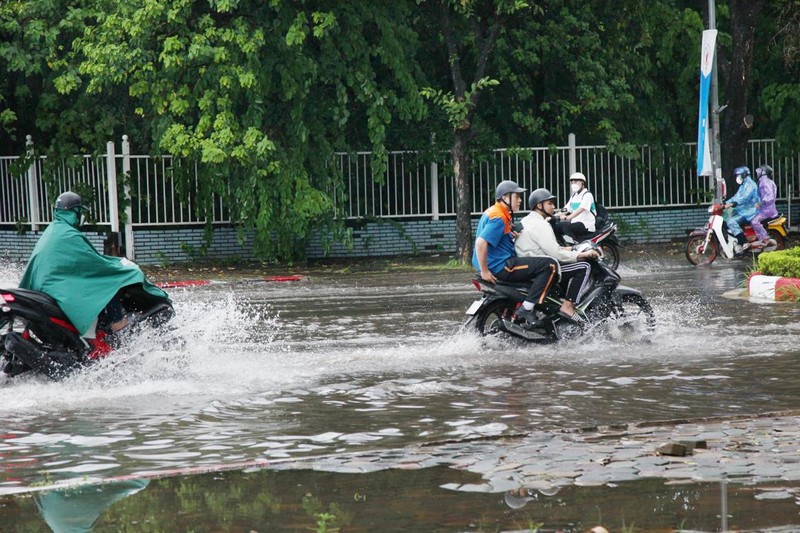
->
[[708, 0, 724, 202]]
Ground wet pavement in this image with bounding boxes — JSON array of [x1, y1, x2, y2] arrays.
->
[[267, 409, 800, 494], [3, 244, 800, 530]]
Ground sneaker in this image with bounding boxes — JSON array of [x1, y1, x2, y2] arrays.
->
[[514, 307, 540, 326], [514, 306, 543, 329], [742, 242, 752, 251]]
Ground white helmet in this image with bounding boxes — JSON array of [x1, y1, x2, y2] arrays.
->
[[569, 172, 587, 184]]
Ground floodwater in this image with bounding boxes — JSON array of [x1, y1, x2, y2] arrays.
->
[[1, 251, 800, 531]]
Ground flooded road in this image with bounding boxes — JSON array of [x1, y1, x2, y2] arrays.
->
[[1, 251, 799, 529]]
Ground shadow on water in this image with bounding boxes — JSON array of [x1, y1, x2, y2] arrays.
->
[[3, 468, 800, 532], [3, 255, 800, 529]]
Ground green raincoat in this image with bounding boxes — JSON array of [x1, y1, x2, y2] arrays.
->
[[19, 209, 169, 336]]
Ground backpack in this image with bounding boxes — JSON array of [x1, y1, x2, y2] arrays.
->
[[594, 202, 609, 227]]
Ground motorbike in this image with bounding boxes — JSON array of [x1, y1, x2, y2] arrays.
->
[[685, 203, 788, 266], [465, 244, 654, 343], [0, 285, 174, 381], [554, 205, 621, 270]]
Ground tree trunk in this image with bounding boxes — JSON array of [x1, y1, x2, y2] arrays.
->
[[453, 130, 473, 263], [437, 2, 502, 264], [720, 0, 766, 190]]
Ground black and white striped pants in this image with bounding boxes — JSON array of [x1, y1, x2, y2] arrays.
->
[[559, 261, 592, 303]]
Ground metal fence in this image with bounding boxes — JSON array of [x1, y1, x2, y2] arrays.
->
[[3, 135, 800, 233], [333, 138, 800, 220]]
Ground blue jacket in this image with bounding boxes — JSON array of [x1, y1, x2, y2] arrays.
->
[[728, 176, 759, 220]]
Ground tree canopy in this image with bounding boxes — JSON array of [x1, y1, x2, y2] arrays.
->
[[1, 0, 798, 260]]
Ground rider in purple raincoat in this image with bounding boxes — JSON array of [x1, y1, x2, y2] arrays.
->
[[750, 164, 778, 247]]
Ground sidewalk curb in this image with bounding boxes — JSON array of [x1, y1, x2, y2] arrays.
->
[[155, 275, 304, 290], [747, 272, 800, 301]]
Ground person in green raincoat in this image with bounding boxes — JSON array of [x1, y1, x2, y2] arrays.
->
[[19, 191, 169, 338]]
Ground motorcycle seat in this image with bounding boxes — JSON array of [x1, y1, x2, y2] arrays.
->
[[3, 288, 68, 320], [472, 274, 528, 289], [763, 213, 784, 224], [568, 221, 615, 243], [472, 275, 529, 300], [592, 221, 616, 235]]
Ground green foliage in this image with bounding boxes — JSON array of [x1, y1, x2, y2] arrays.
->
[[4, 1, 426, 261], [757, 246, 800, 278], [490, 0, 702, 147], [2, 1, 800, 261], [0, 0, 143, 154], [762, 83, 800, 151], [422, 77, 500, 130], [302, 492, 351, 532]]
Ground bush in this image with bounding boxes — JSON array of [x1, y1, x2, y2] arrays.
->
[[757, 246, 800, 278]]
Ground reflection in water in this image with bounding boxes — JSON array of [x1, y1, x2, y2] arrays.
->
[[34, 479, 148, 532], [3, 467, 799, 532]]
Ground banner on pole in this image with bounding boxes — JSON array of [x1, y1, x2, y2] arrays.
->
[[697, 29, 717, 177]]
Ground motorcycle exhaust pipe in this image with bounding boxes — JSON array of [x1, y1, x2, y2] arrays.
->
[[499, 319, 549, 341]]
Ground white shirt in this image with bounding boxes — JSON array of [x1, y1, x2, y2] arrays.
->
[[515, 211, 580, 263], [564, 189, 596, 232]]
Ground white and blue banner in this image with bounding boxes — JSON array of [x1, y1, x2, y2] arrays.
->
[[697, 29, 717, 177]]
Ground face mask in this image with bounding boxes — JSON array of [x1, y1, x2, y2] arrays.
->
[[736, 176, 743, 185], [571, 183, 582, 193]]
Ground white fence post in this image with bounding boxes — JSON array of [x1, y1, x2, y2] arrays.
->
[[121, 135, 135, 260], [106, 141, 120, 256], [106, 140, 119, 233], [430, 160, 439, 221], [568, 133, 577, 176], [26, 135, 40, 232]]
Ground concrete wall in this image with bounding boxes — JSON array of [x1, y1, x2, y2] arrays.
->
[[2, 203, 796, 265], [1, 230, 106, 265]]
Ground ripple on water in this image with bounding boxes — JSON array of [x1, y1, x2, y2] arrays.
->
[[2, 260, 800, 492]]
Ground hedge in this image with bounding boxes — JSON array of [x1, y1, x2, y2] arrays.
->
[[757, 246, 800, 278]]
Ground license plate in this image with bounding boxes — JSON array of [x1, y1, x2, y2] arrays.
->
[[465, 298, 485, 316]]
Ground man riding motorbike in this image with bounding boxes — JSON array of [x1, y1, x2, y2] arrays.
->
[[515, 188, 599, 322], [723, 166, 760, 253], [18, 191, 169, 342], [472, 180, 559, 326]]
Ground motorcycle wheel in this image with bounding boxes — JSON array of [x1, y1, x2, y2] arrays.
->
[[599, 243, 620, 270], [612, 294, 656, 334], [765, 229, 786, 251], [685, 235, 718, 265], [474, 300, 515, 336]]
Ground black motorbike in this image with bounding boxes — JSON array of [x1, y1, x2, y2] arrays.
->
[[0, 285, 174, 381], [465, 245, 654, 343], [555, 205, 622, 270]]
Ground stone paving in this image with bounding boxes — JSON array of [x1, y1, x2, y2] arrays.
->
[[270, 410, 800, 495]]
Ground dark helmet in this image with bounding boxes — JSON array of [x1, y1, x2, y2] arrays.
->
[[757, 164, 773, 179], [495, 180, 526, 200], [733, 166, 751, 180], [528, 188, 557, 210], [55, 191, 89, 212]]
